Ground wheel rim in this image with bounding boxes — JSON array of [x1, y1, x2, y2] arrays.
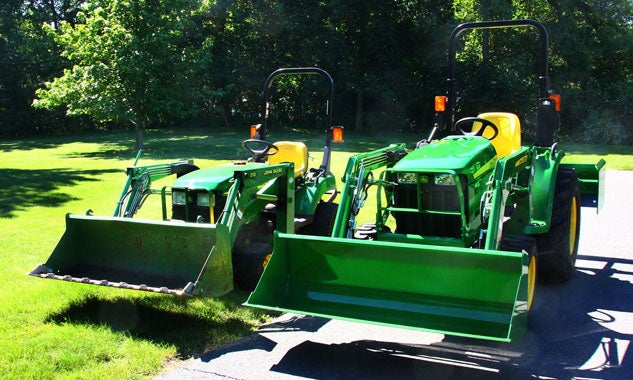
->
[[569, 196, 578, 255], [527, 255, 537, 311], [262, 253, 272, 269]]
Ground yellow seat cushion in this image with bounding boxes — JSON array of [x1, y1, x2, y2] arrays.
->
[[473, 112, 521, 157], [268, 141, 309, 178]]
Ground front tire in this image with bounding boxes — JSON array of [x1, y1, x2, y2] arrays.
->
[[299, 201, 338, 236], [536, 168, 581, 283], [233, 242, 272, 291], [500, 235, 538, 312]]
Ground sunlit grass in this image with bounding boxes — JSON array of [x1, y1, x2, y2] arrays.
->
[[561, 143, 633, 170]]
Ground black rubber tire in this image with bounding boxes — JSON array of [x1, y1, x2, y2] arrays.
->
[[500, 235, 538, 312], [536, 168, 581, 283], [299, 201, 339, 236], [232, 242, 272, 291]]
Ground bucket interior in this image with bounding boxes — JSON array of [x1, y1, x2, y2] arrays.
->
[[247, 233, 526, 341], [32, 214, 233, 296]]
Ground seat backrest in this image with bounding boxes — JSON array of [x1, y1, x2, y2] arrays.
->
[[473, 112, 521, 157], [268, 141, 309, 178]]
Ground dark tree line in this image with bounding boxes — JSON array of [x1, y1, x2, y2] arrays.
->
[[2, 0, 632, 144]]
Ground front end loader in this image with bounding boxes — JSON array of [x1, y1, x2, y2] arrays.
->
[[31, 67, 342, 297], [246, 20, 605, 342]]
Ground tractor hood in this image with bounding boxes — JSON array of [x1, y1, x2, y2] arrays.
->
[[173, 162, 267, 191], [393, 136, 497, 177]]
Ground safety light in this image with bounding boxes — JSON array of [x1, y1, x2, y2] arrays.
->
[[435, 96, 448, 112], [331, 126, 344, 142], [250, 124, 261, 139], [549, 94, 561, 111]]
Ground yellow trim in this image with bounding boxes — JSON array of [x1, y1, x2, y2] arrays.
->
[[473, 158, 497, 179], [515, 154, 528, 168], [527, 255, 537, 311], [262, 253, 272, 269], [569, 196, 578, 255]]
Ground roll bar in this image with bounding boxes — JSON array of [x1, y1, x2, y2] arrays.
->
[[259, 67, 336, 172], [442, 19, 557, 145]]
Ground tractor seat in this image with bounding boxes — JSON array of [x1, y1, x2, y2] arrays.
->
[[473, 112, 521, 158], [268, 141, 309, 178]]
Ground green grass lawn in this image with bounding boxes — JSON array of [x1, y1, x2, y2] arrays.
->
[[0, 128, 630, 379]]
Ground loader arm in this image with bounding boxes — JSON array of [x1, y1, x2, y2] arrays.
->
[[480, 147, 537, 249], [220, 163, 296, 240], [114, 157, 199, 218], [332, 144, 407, 238]]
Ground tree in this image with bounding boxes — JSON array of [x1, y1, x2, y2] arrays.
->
[[0, 0, 81, 136], [540, 0, 633, 144], [271, 0, 452, 132], [34, 0, 210, 149]]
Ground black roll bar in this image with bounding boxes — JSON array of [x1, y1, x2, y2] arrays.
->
[[260, 67, 336, 172], [445, 19, 552, 136]]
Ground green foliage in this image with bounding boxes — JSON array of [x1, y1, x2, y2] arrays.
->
[[0, 0, 75, 135], [1, 1, 633, 144], [34, 0, 212, 145]]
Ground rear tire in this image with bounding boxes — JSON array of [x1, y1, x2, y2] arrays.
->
[[536, 168, 581, 283], [500, 235, 538, 312], [299, 201, 338, 236]]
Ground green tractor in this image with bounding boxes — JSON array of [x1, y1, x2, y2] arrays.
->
[[246, 20, 605, 342], [31, 67, 342, 296]]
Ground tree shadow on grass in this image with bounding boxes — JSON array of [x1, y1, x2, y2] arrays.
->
[[0, 168, 119, 218], [57, 129, 415, 162], [45, 293, 266, 358]]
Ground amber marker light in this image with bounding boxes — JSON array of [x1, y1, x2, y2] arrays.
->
[[250, 124, 260, 139], [549, 94, 561, 111], [435, 96, 448, 112], [331, 126, 344, 142]]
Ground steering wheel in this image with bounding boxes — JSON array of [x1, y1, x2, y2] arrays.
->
[[242, 139, 279, 162], [454, 117, 499, 141]]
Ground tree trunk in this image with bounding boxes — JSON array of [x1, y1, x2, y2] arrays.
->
[[135, 125, 144, 151], [222, 104, 232, 129], [355, 90, 363, 132]]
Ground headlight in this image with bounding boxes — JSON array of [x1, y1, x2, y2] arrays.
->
[[434, 173, 456, 186], [397, 173, 417, 184], [172, 190, 186, 205], [197, 192, 211, 207]]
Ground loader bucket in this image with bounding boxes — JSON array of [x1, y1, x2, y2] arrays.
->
[[30, 214, 233, 297], [246, 233, 529, 342]]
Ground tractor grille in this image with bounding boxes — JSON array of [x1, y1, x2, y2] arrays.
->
[[172, 194, 226, 223], [392, 175, 466, 238], [172, 205, 211, 223]]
